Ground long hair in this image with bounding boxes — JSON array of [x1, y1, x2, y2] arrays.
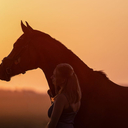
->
[[55, 63, 81, 104]]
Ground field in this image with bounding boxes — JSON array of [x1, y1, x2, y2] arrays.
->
[[0, 90, 51, 128]]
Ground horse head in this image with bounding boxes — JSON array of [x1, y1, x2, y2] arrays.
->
[[0, 21, 41, 81], [0, 21, 73, 95]]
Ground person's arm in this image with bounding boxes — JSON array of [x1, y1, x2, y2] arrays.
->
[[47, 89, 54, 103], [47, 94, 66, 128]]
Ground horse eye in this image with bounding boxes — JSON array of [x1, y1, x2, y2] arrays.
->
[[6, 68, 12, 74], [14, 58, 21, 65]]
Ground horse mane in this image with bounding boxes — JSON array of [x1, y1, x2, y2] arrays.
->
[[35, 30, 110, 81], [94, 70, 108, 79], [34, 30, 69, 51]]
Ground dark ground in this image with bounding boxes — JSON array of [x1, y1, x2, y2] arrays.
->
[[0, 116, 47, 128]]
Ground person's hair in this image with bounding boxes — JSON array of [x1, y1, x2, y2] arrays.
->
[[55, 63, 81, 104]]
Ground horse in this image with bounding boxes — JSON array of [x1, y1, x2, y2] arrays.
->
[[0, 21, 128, 128]]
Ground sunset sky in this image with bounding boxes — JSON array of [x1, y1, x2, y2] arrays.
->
[[0, 0, 128, 93]]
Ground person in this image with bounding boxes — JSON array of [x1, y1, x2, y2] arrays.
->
[[46, 63, 82, 128]]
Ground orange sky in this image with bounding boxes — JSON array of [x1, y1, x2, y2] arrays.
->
[[0, 0, 128, 93]]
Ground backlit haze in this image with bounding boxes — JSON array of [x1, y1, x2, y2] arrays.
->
[[0, 0, 128, 93]]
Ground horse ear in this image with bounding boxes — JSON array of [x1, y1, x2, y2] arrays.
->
[[25, 21, 33, 31], [21, 20, 28, 34]]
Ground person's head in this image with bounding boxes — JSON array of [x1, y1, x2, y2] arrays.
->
[[51, 63, 81, 104]]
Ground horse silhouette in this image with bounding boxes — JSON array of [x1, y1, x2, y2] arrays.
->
[[0, 21, 128, 128]]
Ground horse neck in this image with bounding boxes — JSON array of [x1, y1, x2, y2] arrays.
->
[[34, 36, 125, 100], [36, 41, 93, 94]]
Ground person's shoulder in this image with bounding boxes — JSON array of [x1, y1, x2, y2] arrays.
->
[[56, 93, 67, 100], [55, 93, 67, 103]]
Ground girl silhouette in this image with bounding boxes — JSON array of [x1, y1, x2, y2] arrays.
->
[[46, 63, 81, 128]]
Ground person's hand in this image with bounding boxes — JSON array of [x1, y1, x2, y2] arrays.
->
[[45, 122, 49, 128], [47, 89, 53, 98]]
